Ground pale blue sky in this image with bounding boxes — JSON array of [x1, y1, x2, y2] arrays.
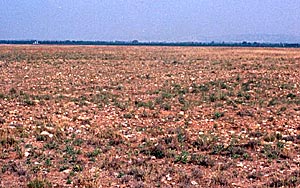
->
[[1, 0, 300, 42]]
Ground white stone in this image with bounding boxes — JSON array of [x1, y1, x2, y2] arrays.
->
[[236, 162, 243, 167], [25, 152, 30, 157], [40, 131, 50, 136], [63, 169, 71, 174], [166, 174, 172, 181], [179, 111, 185, 116]]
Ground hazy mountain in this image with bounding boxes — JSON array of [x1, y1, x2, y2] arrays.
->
[[198, 34, 300, 43]]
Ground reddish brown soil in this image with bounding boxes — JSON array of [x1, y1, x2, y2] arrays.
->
[[0, 45, 300, 187]]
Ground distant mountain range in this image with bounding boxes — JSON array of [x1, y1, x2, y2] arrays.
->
[[200, 34, 300, 43]]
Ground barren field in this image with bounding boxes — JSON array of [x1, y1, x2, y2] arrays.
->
[[0, 45, 300, 187]]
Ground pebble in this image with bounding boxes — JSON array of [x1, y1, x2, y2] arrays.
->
[[166, 174, 172, 181], [25, 152, 30, 157], [40, 131, 53, 138], [236, 162, 243, 167], [63, 169, 71, 174], [178, 111, 185, 116]]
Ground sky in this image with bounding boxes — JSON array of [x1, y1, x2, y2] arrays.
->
[[1, 0, 300, 42]]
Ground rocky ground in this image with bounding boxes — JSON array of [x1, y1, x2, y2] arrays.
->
[[0, 45, 300, 187]]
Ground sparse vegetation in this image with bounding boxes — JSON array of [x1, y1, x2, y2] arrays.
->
[[0, 46, 300, 187], [27, 178, 51, 188]]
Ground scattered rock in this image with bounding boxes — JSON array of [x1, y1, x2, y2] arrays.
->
[[40, 131, 53, 138]]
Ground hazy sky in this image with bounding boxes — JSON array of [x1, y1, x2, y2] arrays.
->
[[1, 0, 300, 41]]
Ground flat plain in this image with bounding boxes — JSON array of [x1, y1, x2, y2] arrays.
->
[[0, 45, 300, 187]]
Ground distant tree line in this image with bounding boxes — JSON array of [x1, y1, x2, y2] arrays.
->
[[0, 40, 299, 48]]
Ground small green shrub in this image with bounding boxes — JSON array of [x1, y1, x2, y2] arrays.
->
[[161, 103, 171, 111], [175, 151, 189, 164], [213, 112, 224, 119], [27, 178, 51, 188]]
